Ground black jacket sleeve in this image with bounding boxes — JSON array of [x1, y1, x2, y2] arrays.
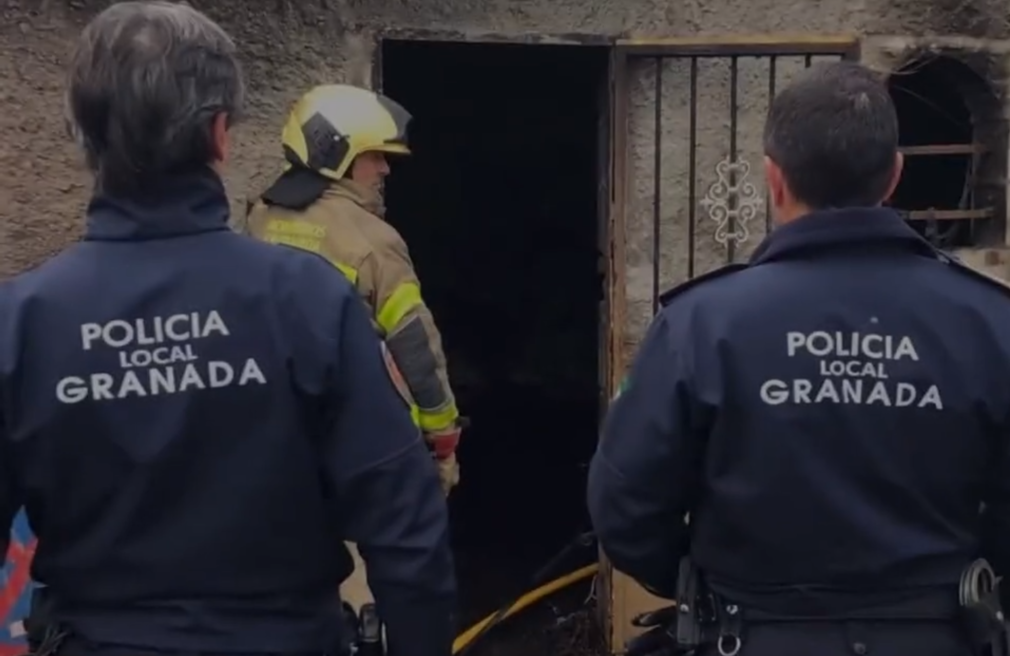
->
[[315, 282, 456, 656], [587, 311, 705, 599], [0, 290, 21, 559], [0, 414, 17, 560], [981, 426, 1010, 610]]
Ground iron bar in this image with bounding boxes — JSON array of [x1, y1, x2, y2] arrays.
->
[[652, 58, 662, 311], [765, 55, 777, 232], [727, 56, 739, 263], [688, 58, 698, 279]]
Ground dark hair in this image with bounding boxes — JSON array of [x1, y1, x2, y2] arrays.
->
[[66, 1, 245, 197], [763, 61, 899, 208]]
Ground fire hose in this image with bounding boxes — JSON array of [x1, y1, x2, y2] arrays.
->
[[452, 563, 599, 655], [452, 530, 598, 655], [350, 531, 600, 656]]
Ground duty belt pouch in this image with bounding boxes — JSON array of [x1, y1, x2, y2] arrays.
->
[[675, 556, 704, 651], [356, 603, 384, 656]]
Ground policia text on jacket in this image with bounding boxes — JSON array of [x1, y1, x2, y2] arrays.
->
[[757, 329, 943, 408], [54, 311, 267, 404]]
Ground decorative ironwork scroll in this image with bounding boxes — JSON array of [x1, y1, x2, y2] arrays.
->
[[700, 157, 763, 247]]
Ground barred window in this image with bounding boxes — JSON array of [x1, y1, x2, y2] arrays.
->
[[885, 53, 1007, 249]]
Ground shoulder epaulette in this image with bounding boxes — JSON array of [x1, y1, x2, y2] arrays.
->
[[658, 263, 748, 307], [938, 250, 1010, 295]]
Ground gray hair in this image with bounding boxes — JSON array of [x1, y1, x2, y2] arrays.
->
[[66, 1, 245, 196]]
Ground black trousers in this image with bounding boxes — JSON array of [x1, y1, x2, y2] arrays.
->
[[697, 620, 974, 656]]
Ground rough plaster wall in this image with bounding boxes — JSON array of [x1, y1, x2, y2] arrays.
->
[[1, 0, 1007, 278], [0, 0, 376, 277]]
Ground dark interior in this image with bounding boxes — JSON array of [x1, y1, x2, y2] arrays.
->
[[887, 57, 980, 248], [380, 40, 609, 622]]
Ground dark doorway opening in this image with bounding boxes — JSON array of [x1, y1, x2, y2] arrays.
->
[[886, 54, 1006, 248], [380, 39, 608, 628]]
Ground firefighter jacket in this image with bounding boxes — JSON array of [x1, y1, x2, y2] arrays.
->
[[245, 177, 460, 435]]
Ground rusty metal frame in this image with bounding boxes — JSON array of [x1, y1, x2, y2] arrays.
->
[[614, 34, 861, 58], [606, 47, 630, 398], [375, 27, 612, 49]]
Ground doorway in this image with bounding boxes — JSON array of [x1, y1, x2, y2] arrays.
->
[[380, 39, 610, 624]]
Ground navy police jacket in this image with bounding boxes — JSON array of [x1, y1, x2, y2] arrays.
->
[[588, 207, 1010, 607], [0, 169, 455, 656]]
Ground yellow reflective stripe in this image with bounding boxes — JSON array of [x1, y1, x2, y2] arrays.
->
[[376, 282, 423, 333], [332, 261, 358, 285], [408, 403, 421, 428], [261, 219, 358, 284], [418, 403, 459, 432]]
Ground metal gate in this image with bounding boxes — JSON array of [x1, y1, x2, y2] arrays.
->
[[607, 37, 860, 351]]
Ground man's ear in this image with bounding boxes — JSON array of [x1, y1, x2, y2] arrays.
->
[[764, 155, 785, 208], [210, 112, 230, 163], [882, 151, 904, 203]]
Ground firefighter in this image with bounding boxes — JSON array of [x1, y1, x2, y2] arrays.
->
[[245, 85, 462, 496], [589, 61, 1010, 656], [0, 4, 454, 656], [244, 86, 462, 617]]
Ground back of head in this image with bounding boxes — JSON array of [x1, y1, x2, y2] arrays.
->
[[763, 61, 899, 209], [66, 1, 245, 198]]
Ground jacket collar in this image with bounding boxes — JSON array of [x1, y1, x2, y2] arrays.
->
[[85, 168, 231, 241], [327, 180, 386, 218], [749, 207, 939, 265]]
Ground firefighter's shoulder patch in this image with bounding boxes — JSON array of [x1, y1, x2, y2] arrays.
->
[[381, 341, 414, 408]]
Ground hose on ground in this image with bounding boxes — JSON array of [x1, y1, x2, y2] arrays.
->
[[453, 531, 597, 656], [452, 564, 598, 654]]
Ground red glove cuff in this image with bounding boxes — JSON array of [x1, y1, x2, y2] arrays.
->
[[428, 428, 461, 459]]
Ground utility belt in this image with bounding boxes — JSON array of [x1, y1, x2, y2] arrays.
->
[[626, 557, 1010, 656], [22, 596, 384, 656]]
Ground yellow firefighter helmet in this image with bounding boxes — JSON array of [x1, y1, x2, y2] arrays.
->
[[280, 84, 412, 181]]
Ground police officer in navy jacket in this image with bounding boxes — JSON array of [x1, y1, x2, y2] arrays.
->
[[0, 4, 454, 656], [588, 61, 1010, 655]]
